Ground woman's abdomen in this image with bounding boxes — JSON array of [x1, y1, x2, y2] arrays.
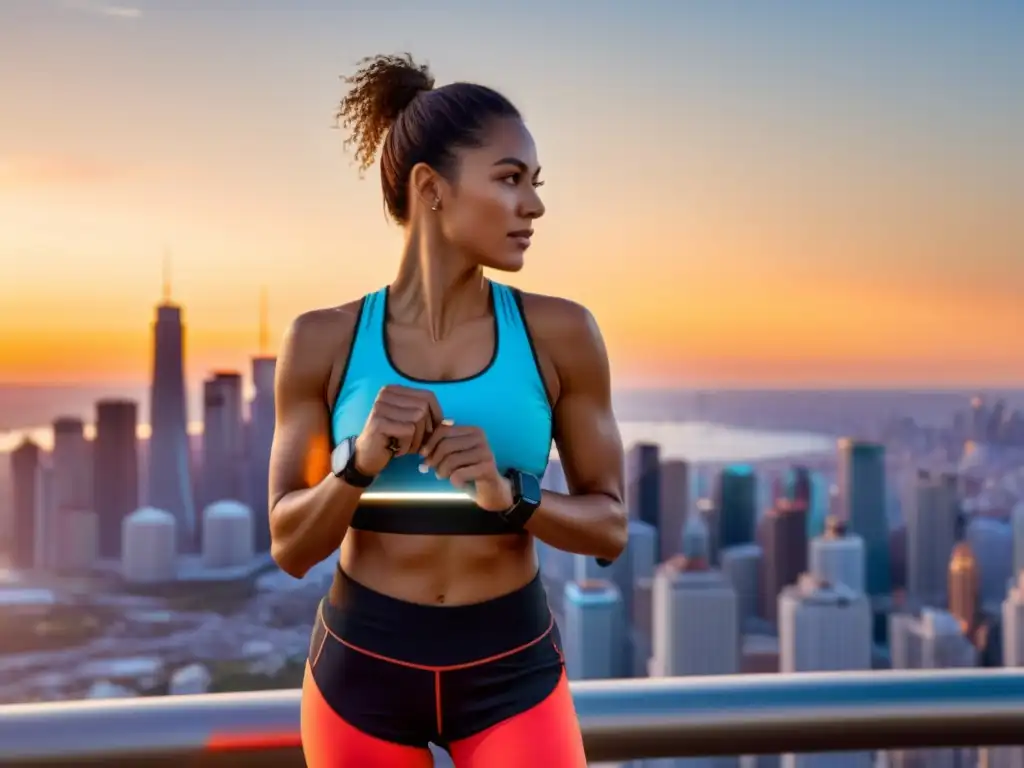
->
[[340, 529, 537, 606]]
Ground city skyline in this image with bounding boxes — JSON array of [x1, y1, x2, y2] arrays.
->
[[4, 358, 1024, 767], [2, 1, 1023, 388], [3, 4, 1024, 762]]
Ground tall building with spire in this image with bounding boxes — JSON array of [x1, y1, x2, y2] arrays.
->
[[146, 255, 196, 552]]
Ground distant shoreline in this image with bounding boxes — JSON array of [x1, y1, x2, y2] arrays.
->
[[0, 384, 1014, 453]]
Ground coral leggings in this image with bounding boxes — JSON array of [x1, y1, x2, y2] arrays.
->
[[300, 568, 587, 767], [302, 664, 585, 767]]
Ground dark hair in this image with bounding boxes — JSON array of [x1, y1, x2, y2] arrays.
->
[[336, 53, 520, 223]]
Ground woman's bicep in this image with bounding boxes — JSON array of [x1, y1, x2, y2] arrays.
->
[[267, 314, 335, 510], [550, 306, 624, 502]]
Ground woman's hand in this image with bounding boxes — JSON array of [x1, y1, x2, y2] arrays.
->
[[354, 385, 443, 476], [420, 424, 513, 512]]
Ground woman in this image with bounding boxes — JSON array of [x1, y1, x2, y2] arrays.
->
[[269, 53, 627, 768]]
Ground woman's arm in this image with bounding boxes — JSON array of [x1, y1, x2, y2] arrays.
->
[[522, 297, 627, 561], [267, 306, 365, 578]]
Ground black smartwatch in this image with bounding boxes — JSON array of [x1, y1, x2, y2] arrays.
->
[[499, 469, 542, 530], [330, 438, 375, 489]]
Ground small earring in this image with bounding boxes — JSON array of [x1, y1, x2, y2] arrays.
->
[[431, 198, 441, 211]]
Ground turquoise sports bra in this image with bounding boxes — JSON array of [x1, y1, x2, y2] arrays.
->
[[330, 281, 553, 534]]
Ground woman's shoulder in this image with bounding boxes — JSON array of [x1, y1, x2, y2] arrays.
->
[[278, 298, 366, 383], [516, 290, 602, 346], [285, 298, 364, 349], [514, 290, 608, 386]]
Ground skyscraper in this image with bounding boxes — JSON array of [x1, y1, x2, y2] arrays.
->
[[629, 519, 657, 582], [721, 543, 762, 625], [51, 415, 93, 573], [889, 609, 977, 768], [888, 612, 923, 670], [1006, 572, 1024, 667], [697, 497, 721, 565], [201, 371, 245, 510], [1012, 501, 1024, 579], [249, 354, 277, 552], [51, 417, 91, 513], [147, 274, 197, 552], [948, 538, 979, 633], [626, 442, 661, 532], [715, 465, 757, 554], [573, 537, 638, 678], [33, 461, 55, 570], [779, 574, 872, 673], [989, 574, 1024, 768], [906, 470, 959, 607], [627, 519, 657, 675], [651, 515, 739, 679], [790, 466, 812, 507], [93, 399, 139, 559], [760, 499, 808, 624], [836, 439, 890, 597], [10, 438, 41, 570], [778, 574, 872, 768], [562, 579, 623, 680], [246, 287, 277, 552], [658, 459, 690, 561], [809, 517, 864, 594], [650, 544, 740, 768]]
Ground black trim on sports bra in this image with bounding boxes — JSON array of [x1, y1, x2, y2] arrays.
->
[[381, 281, 501, 384], [327, 296, 368, 451]]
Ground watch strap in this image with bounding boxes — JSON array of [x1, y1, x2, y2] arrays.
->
[[337, 438, 375, 488], [499, 469, 540, 530]]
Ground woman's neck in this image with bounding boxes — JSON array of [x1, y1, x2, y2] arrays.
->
[[390, 225, 489, 342]]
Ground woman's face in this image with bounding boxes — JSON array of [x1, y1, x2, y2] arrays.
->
[[437, 117, 546, 272]]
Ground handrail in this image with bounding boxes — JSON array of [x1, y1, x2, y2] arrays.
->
[[1, 669, 1023, 766]]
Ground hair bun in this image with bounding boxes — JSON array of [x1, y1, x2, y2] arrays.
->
[[346, 53, 434, 126], [336, 53, 437, 182]]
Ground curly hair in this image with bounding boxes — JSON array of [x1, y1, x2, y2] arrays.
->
[[335, 53, 520, 223]]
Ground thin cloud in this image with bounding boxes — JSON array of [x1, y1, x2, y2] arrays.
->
[[60, 0, 142, 19], [0, 154, 133, 188]]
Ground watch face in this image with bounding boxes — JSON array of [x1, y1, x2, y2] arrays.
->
[[520, 472, 542, 506], [331, 439, 353, 476]]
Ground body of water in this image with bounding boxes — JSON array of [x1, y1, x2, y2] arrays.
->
[[616, 420, 832, 463]]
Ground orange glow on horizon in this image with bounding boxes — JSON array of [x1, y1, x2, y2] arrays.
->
[[2, 4, 1021, 390]]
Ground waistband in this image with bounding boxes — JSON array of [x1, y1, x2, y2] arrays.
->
[[320, 566, 553, 668]]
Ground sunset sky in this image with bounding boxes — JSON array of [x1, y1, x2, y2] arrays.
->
[[1, 0, 1022, 389]]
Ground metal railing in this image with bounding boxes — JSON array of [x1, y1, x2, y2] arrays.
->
[[2, 669, 1023, 766]]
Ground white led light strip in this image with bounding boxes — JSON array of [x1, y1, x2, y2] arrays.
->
[[360, 491, 474, 503]]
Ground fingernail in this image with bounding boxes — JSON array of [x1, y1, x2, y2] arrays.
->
[[418, 463, 429, 474], [441, 419, 454, 426]]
